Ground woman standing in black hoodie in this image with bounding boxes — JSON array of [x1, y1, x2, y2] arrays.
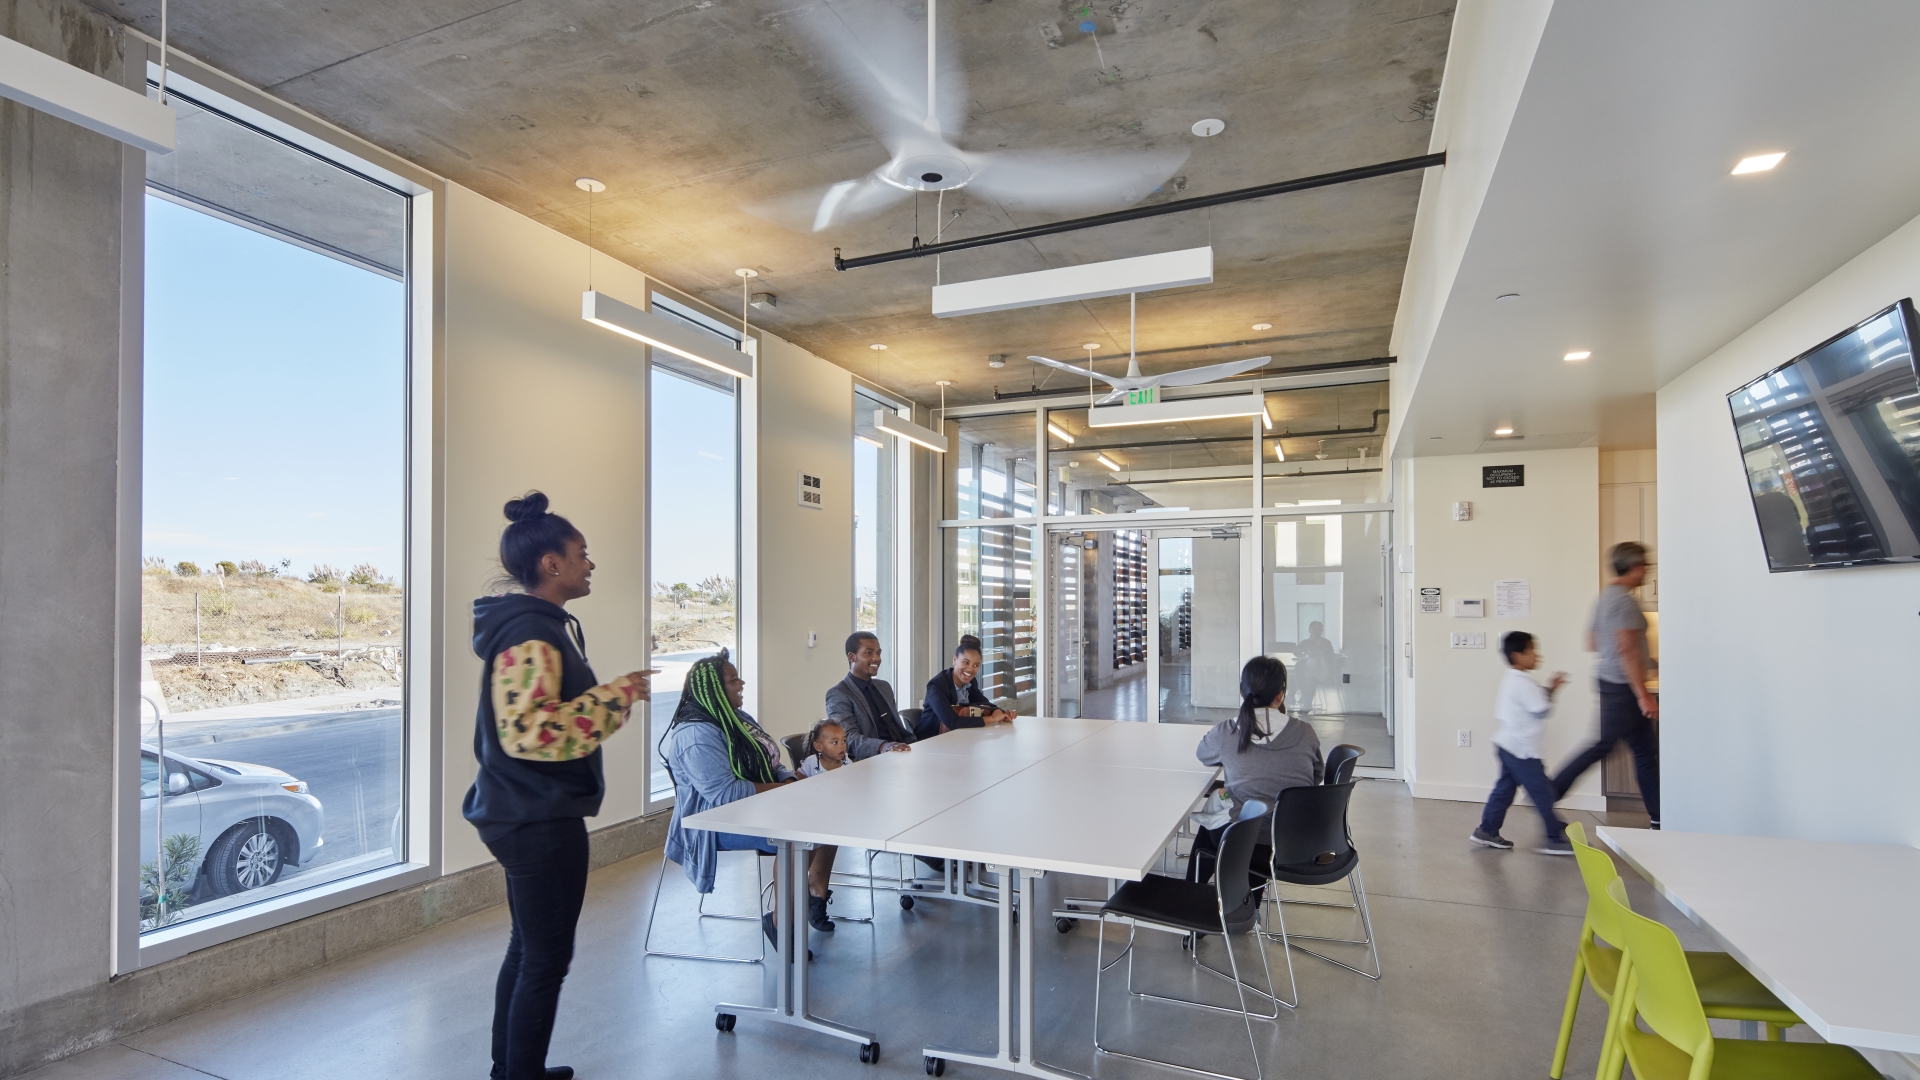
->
[[463, 493, 652, 1080]]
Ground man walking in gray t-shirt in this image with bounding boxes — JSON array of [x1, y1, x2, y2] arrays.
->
[[1549, 542, 1661, 826]]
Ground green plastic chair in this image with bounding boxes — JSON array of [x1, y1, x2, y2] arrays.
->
[[1551, 823, 1801, 1079], [1602, 878, 1880, 1080]]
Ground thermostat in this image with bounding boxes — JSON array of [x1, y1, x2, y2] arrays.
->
[[1452, 598, 1485, 618]]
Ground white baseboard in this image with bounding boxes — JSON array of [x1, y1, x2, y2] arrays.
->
[[1408, 780, 1609, 813]]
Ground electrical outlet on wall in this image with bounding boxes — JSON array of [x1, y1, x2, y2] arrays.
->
[[1457, 729, 1472, 747]]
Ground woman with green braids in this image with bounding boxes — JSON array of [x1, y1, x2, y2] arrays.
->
[[661, 650, 797, 943]]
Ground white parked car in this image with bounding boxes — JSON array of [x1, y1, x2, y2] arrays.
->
[[140, 745, 325, 897]]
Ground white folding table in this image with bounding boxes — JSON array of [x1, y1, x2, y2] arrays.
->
[[683, 718, 1215, 1076], [1598, 827, 1920, 1053]]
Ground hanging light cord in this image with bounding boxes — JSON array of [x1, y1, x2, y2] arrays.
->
[[158, 0, 169, 103]]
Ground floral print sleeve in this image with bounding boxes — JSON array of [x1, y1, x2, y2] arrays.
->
[[492, 640, 644, 761]]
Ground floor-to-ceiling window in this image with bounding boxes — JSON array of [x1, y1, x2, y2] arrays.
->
[[855, 388, 900, 684], [646, 294, 742, 808], [137, 92, 412, 939]]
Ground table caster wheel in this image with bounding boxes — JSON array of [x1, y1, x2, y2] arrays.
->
[[925, 1055, 946, 1076], [860, 1041, 881, 1064], [899, 894, 915, 911], [715, 1013, 736, 1032], [1055, 917, 1076, 934]]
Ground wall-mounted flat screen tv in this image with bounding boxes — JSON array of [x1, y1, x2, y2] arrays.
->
[[1728, 299, 1920, 571]]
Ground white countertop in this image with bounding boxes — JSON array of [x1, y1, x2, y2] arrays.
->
[[684, 717, 1215, 881], [1597, 826, 1920, 1053]]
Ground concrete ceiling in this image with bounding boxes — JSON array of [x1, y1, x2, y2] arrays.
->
[[93, 0, 1453, 407], [1396, 0, 1920, 456]]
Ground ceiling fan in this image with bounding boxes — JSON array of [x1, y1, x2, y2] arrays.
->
[[1026, 352, 1274, 405], [745, 0, 1187, 234]]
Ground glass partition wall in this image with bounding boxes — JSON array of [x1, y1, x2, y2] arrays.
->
[[942, 375, 1397, 767]]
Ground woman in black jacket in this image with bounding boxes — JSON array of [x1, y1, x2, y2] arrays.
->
[[463, 492, 652, 1080], [917, 634, 1014, 738]]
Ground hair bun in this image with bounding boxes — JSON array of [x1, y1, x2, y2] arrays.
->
[[504, 491, 550, 523]]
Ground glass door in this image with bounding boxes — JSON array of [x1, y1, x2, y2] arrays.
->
[[1265, 509, 1394, 766], [1046, 522, 1247, 723]]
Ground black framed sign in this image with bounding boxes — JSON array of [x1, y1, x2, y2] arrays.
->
[[1482, 465, 1524, 488]]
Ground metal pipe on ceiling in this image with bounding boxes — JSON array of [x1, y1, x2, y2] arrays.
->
[[1060, 409, 1390, 453], [833, 152, 1446, 271]]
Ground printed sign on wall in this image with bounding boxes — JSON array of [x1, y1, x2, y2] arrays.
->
[[1419, 587, 1442, 613], [1482, 464, 1525, 488]]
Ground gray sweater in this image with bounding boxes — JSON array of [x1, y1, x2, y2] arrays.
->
[[1196, 711, 1324, 819]]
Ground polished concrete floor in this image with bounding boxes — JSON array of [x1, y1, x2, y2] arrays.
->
[[31, 784, 1758, 1080]]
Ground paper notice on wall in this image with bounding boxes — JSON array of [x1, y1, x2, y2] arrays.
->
[[1418, 587, 1441, 614], [1495, 579, 1531, 619]]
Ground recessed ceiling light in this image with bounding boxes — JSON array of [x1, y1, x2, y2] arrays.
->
[[1493, 427, 1514, 436], [1191, 119, 1225, 137], [1251, 322, 1272, 331], [1732, 152, 1786, 175], [1564, 350, 1591, 361], [870, 343, 888, 350], [1495, 293, 1520, 303]]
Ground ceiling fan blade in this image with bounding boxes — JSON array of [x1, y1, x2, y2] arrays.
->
[[965, 147, 1190, 212], [1027, 354, 1123, 385], [1149, 356, 1274, 388], [741, 171, 911, 233], [796, 0, 968, 150]]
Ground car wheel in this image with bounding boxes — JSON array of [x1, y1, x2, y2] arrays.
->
[[207, 820, 287, 895]]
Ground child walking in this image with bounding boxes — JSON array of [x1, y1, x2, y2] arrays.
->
[[1471, 631, 1574, 855]]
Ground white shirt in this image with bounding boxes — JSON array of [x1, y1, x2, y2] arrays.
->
[[1491, 668, 1554, 760]]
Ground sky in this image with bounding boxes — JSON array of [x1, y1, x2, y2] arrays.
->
[[649, 369, 738, 586], [143, 196, 406, 579]]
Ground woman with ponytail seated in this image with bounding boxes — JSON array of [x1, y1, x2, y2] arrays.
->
[[1186, 656, 1324, 886], [661, 650, 807, 945]]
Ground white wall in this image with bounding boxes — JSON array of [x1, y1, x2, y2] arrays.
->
[[1658, 209, 1920, 847], [1406, 447, 1603, 809], [439, 184, 656, 873], [750, 332, 854, 741]]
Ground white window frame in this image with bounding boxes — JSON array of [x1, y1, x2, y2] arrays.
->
[[112, 53, 444, 973]]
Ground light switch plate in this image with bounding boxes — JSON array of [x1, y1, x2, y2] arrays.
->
[[1452, 501, 1472, 521], [1450, 632, 1486, 649]]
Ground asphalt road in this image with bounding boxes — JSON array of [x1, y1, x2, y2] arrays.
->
[[189, 710, 404, 872]]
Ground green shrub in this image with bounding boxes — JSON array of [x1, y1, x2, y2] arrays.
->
[[174, 561, 200, 577], [139, 832, 203, 929], [215, 560, 240, 578]]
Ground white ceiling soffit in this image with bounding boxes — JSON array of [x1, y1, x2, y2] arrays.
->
[[930, 247, 1213, 319], [0, 34, 174, 153], [1392, 0, 1920, 457]]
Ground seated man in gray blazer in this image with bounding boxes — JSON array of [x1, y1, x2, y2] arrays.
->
[[825, 631, 915, 761]]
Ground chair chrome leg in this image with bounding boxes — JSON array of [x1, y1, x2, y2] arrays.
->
[[643, 854, 767, 965], [1095, 913, 1271, 1080], [1271, 868, 1382, 980]]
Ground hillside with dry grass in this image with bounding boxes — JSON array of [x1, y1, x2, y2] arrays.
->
[[143, 569, 402, 653]]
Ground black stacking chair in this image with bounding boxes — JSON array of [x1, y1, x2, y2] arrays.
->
[[1263, 780, 1381, 994], [1094, 815, 1278, 1080], [1323, 742, 1365, 785], [782, 732, 809, 772]]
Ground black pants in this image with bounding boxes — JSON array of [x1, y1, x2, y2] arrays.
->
[[1481, 747, 1566, 842], [1185, 824, 1271, 891], [1551, 680, 1661, 823], [486, 817, 590, 1080]]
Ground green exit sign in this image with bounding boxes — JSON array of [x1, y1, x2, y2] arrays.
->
[[1126, 387, 1158, 406]]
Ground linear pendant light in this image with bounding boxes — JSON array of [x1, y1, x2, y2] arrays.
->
[[873, 409, 948, 453], [931, 246, 1212, 318], [0, 34, 175, 153], [1088, 392, 1264, 428], [582, 290, 755, 379]]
